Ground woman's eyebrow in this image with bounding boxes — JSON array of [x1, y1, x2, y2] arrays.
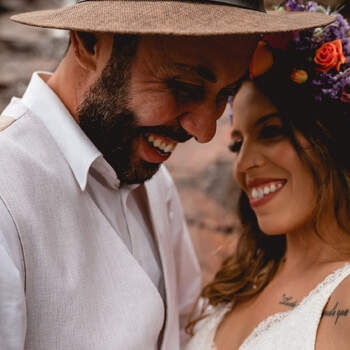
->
[[231, 129, 242, 138], [255, 113, 280, 127], [231, 112, 280, 137]]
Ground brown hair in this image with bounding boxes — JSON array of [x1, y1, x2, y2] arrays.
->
[[187, 66, 350, 333]]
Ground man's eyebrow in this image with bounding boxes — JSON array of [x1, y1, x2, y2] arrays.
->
[[172, 63, 217, 83]]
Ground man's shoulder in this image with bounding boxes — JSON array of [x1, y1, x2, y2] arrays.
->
[[0, 99, 64, 177], [0, 98, 31, 136], [0, 115, 16, 132]]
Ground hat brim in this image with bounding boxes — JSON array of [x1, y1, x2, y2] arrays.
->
[[11, 1, 334, 35]]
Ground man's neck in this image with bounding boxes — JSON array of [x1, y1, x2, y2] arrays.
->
[[47, 50, 86, 123]]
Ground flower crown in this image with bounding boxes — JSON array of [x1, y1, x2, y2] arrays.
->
[[249, 0, 350, 104]]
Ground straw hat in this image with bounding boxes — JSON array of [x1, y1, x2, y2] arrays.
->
[[11, 0, 334, 36]]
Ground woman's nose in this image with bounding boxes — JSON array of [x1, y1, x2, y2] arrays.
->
[[235, 143, 264, 174]]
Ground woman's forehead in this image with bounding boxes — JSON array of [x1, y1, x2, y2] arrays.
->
[[232, 81, 278, 127]]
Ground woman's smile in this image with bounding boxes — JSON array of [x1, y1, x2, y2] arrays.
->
[[247, 178, 287, 208]]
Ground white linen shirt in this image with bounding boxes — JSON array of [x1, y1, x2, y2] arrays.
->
[[0, 72, 172, 349]]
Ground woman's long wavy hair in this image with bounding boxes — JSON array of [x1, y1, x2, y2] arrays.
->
[[187, 47, 350, 334]]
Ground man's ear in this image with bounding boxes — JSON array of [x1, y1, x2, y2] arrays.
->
[[70, 31, 98, 71]]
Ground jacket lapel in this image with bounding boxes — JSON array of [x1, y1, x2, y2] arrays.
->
[[144, 178, 179, 350]]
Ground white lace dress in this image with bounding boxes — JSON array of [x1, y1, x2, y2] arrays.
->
[[185, 263, 350, 350]]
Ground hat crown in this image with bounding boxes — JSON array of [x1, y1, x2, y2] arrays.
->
[[76, 0, 265, 12], [11, 0, 334, 36]]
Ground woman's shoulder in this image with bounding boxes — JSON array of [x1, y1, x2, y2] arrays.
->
[[195, 302, 232, 330], [186, 302, 232, 350], [315, 263, 350, 349]]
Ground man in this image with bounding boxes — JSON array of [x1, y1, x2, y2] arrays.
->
[[0, 1, 331, 349]]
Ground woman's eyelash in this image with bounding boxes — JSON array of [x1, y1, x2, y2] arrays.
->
[[228, 140, 242, 153], [260, 125, 285, 139]]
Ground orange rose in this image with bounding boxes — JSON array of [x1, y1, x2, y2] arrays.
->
[[290, 69, 308, 84], [314, 39, 346, 73], [249, 41, 273, 79]]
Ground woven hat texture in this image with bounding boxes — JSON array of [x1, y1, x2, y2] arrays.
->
[[11, 0, 334, 35]]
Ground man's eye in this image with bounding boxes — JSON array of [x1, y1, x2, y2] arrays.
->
[[228, 139, 242, 153], [167, 79, 204, 101], [260, 125, 285, 139]]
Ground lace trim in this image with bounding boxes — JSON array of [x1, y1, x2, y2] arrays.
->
[[205, 303, 233, 350], [207, 263, 350, 350], [239, 262, 350, 349]]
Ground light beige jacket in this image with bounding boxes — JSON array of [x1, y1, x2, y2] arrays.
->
[[0, 99, 201, 350]]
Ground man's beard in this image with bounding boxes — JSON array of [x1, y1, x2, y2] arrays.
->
[[78, 77, 161, 185], [77, 39, 191, 185]]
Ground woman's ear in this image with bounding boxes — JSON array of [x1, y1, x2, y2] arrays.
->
[[70, 31, 98, 71]]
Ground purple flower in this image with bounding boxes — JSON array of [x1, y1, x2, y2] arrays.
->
[[322, 14, 350, 42], [285, 0, 305, 11], [312, 72, 347, 101], [305, 1, 319, 12], [342, 38, 350, 58]]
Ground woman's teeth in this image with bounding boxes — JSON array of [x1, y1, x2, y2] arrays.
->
[[251, 182, 283, 200], [147, 134, 176, 154]]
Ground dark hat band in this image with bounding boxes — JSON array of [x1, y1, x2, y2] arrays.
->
[[76, 0, 265, 12]]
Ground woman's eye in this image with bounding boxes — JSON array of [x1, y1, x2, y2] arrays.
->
[[259, 125, 285, 139], [167, 79, 204, 101], [228, 139, 243, 153]]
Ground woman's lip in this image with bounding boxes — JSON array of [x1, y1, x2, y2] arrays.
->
[[246, 177, 286, 188]]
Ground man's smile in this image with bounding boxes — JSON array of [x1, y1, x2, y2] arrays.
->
[[145, 133, 177, 155], [138, 133, 178, 164]]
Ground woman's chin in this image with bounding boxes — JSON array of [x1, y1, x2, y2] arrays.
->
[[257, 217, 290, 236]]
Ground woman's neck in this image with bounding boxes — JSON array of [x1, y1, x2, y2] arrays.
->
[[281, 224, 350, 275]]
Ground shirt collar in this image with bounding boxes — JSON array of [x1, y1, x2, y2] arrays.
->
[[21, 72, 102, 191]]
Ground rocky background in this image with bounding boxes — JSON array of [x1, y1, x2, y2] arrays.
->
[[0, 0, 348, 286]]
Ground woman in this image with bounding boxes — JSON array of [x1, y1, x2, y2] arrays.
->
[[186, 1, 350, 349]]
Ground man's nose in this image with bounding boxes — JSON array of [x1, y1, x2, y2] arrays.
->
[[178, 101, 224, 143]]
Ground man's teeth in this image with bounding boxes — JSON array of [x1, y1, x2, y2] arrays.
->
[[251, 183, 283, 200], [147, 135, 176, 154]]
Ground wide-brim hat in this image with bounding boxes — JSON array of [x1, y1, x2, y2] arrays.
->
[[11, 0, 334, 36]]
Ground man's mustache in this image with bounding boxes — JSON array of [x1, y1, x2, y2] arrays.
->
[[138, 125, 192, 143]]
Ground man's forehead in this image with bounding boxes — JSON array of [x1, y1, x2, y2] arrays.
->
[[135, 34, 258, 70], [137, 34, 257, 53]]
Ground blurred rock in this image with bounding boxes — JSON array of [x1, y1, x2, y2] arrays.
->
[[0, 0, 68, 110]]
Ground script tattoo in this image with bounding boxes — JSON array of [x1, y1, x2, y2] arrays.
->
[[322, 302, 350, 325], [279, 293, 298, 308]]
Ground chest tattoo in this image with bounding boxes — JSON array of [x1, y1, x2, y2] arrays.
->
[[279, 293, 298, 308]]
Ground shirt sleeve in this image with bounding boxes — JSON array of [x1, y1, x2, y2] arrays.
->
[[164, 168, 202, 348], [0, 197, 26, 350]]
